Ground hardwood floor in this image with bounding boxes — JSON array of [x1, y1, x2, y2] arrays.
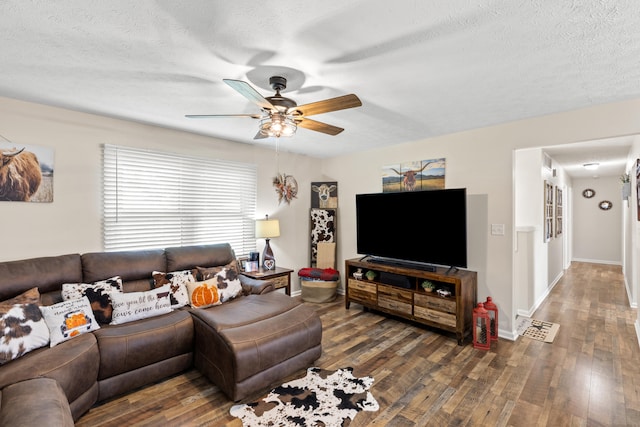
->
[[76, 262, 640, 426]]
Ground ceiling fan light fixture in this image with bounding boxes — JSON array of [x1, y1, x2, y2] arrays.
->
[[260, 113, 297, 138], [583, 162, 599, 170]]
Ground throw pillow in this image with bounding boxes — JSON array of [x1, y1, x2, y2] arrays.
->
[[109, 284, 172, 325], [0, 303, 49, 365], [211, 268, 243, 303], [40, 297, 100, 347], [192, 260, 238, 281], [61, 276, 123, 324], [151, 270, 193, 309], [0, 288, 41, 315], [185, 280, 222, 309]]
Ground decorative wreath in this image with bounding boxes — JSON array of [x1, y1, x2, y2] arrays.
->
[[273, 173, 298, 205]]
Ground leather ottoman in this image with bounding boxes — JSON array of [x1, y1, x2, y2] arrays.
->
[[190, 292, 322, 401]]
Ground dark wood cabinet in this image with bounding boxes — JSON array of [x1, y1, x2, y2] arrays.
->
[[345, 258, 477, 344]]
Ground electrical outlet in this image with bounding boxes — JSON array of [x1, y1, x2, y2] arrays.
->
[[491, 224, 505, 236]]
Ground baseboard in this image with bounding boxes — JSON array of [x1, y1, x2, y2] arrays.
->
[[518, 269, 564, 318], [498, 328, 518, 341], [571, 257, 622, 266], [624, 276, 637, 308]]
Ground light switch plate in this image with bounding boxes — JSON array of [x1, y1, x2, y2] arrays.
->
[[491, 224, 505, 236]]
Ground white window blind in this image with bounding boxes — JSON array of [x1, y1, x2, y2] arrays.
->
[[102, 144, 257, 255]]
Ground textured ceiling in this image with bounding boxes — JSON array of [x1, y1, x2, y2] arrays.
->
[[1, 1, 638, 175]]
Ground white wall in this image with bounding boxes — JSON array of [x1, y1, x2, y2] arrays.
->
[[0, 96, 322, 294], [5, 95, 640, 339], [572, 177, 622, 264], [512, 147, 570, 318], [324, 97, 640, 337], [625, 138, 640, 315]]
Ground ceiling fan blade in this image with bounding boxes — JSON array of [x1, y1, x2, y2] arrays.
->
[[293, 94, 362, 117], [223, 79, 275, 111], [185, 114, 262, 119], [253, 131, 268, 140], [296, 118, 344, 136]]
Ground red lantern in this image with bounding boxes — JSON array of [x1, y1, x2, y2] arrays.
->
[[472, 302, 491, 350], [484, 296, 498, 342]]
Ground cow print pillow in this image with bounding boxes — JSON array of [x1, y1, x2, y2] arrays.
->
[[151, 270, 193, 309], [61, 276, 123, 324], [0, 288, 41, 311], [0, 303, 50, 365], [192, 260, 239, 281], [212, 268, 243, 303]]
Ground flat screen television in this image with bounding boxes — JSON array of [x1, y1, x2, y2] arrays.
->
[[356, 188, 467, 269]]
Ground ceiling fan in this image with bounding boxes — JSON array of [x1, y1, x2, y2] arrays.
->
[[186, 76, 362, 139]]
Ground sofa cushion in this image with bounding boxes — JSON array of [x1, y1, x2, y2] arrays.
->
[[0, 332, 99, 405], [0, 254, 82, 304], [61, 277, 123, 324], [0, 303, 49, 365], [109, 285, 172, 325], [40, 297, 100, 347], [81, 249, 165, 284], [152, 270, 193, 308], [165, 243, 236, 272], [191, 292, 301, 331], [93, 310, 193, 380], [0, 378, 74, 427]]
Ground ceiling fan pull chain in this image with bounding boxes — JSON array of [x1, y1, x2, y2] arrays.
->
[[275, 138, 280, 175]]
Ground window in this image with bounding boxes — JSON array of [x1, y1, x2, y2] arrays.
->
[[102, 144, 257, 255]]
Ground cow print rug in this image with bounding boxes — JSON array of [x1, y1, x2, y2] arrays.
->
[[229, 367, 379, 426]]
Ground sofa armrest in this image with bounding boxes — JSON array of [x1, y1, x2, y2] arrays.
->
[[0, 378, 74, 426], [239, 275, 275, 294]]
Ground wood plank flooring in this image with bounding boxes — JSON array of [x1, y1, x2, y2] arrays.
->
[[76, 262, 640, 426]]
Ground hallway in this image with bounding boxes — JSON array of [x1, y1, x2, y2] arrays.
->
[[514, 261, 640, 425]]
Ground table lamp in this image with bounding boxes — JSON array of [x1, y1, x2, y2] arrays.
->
[[255, 214, 280, 270]]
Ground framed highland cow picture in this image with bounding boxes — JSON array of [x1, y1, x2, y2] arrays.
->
[[0, 142, 54, 202]]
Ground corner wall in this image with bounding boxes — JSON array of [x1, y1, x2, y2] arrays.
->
[[0, 96, 321, 294], [323, 97, 640, 337]]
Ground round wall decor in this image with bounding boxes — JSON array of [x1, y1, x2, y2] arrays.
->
[[273, 173, 298, 205], [582, 189, 595, 198], [598, 200, 613, 210]]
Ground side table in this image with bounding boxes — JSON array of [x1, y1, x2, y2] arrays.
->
[[240, 266, 294, 295]]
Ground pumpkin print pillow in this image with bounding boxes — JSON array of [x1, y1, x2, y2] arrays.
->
[[186, 280, 222, 309], [40, 296, 100, 347]]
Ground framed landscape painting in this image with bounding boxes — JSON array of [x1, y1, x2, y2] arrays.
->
[[382, 158, 445, 192]]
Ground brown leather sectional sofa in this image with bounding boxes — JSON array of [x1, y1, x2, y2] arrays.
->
[[0, 243, 322, 426]]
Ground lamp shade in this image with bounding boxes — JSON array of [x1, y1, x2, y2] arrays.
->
[[255, 218, 280, 239]]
